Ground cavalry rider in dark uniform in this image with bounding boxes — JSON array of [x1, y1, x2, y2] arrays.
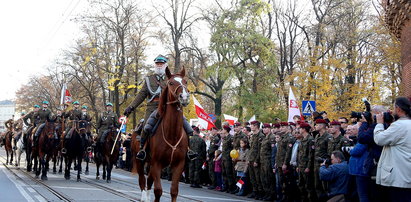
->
[[23, 105, 40, 148], [123, 55, 195, 161], [78, 105, 92, 142], [61, 101, 82, 153], [33, 101, 56, 146], [96, 102, 119, 146], [12, 112, 25, 150]]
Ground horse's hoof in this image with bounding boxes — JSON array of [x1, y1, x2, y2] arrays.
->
[[96, 176, 100, 180], [103, 176, 106, 180], [58, 170, 62, 174], [106, 179, 111, 183], [53, 171, 56, 174], [85, 171, 89, 175], [41, 175, 48, 181], [77, 178, 81, 182]]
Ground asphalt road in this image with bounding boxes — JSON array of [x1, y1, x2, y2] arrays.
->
[[0, 148, 254, 202]]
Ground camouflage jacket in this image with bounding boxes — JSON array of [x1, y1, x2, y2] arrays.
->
[[222, 134, 234, 161], [208, 134, 220, 159], [327, 134, 350, 156], [283, 133, 296, 166], [232, 131, 246, 150], [190, 135, 207, 160], [297, 135, 315, 170], [260, 133, 276, 164], [314, 132, 331, 166], [247, 130, 264, 163]]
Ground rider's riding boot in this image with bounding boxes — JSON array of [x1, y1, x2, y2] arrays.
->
[[12, 139, 16, 150], [136, 137, 146, 160], [183, 118, 198, 160]]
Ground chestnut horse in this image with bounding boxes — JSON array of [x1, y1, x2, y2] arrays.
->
[[138, 67, 190, 202], [4, 131, 14, 165], [36, 121, 56, 180]]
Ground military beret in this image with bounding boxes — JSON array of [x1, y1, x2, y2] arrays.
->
[[42, 101, 49, 105], [262, 123, 271, 128], [234, 122, 242, 127], [223, 125, 231, 131], [280, 122, 289, 126], [330, 121, 341, 126], [300, 122, 311, 129], [315, 119, 327, 124], [289, 122, 296, 126], [250, 120, 260, 126], [81, 105, 88, 109], [297, 121, 303, 125], [274, 123, 281, 128], [244, 122, 250, 126]]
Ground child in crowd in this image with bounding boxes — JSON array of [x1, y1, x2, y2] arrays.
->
[[234, 138, 249, 196], [214, 149, 223, 191]]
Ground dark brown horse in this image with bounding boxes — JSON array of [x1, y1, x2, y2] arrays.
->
[[4, 131, 14, 165], [63, 120, 89, 181], [36, 121, 56, 180], [94, 128, 120, 183], [138, 67, 190, 202], [131, 121, 145, 192]]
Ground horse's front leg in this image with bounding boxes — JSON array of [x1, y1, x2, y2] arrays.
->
[[102, 163, 106, 180], [152, 163, 163, 202], [58, 154, 63, 173], [170, 158, 185, 202], [85, 152, 89, 175], [41, 155, 49, 180], [106, 162, 112, 183], [77, 155, 82, 182]]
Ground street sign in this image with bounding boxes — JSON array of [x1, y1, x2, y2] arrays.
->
[[118, 116, 128, 124], [302, 101, 316, 116], [208, 113, 217, 123], [120, 124, 126, 133]]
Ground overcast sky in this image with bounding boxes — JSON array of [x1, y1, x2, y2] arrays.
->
[[0, 0, 90, 101]]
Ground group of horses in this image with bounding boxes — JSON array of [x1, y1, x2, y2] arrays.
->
[[1, 67, 190, 202]]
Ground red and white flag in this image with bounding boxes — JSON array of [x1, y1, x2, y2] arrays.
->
[[60, 83, 73, 105], [236, 179, 245, 189], [201, 162, 206, 170], [193, 96, 216, 130], [287, 87, 303, 122], [223, 114, 238, 126]]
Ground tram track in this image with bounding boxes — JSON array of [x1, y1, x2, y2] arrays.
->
[[0, 156, 73, 202]]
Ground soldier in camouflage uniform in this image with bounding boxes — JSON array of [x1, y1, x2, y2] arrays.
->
[[207, 127, 220, 189], [313, 119, 330, 200], [221, 125, 236, 193], [33, 101, 56, 146], [297, 122, 316, 202], [327, 121, 350, 156], [275, 122, 289, 200], [259, 123, 276, 201], [282, 122, 297, 201], [232, 122, 246, 150], [189, 127, 206, 188], [96, 102, 119, 145], [123, 55, 194, 160], [246, 121, 265, 200]]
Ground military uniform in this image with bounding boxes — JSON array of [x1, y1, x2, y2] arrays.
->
[[297, 135, 315, 202], [222, 134, 235, 192], [34, 108, 53, 137], [313, 132, 330, 199], [97, 110, 119, 143], [63, 108, 82, 138], [282, 133, 297, 200], [5, 119, 14, 131], [12, 118, 24, 141], [259, 133, 276, 200], [189, 134, 206, 187], [208, 134, 220, 188], [232, 131, 246, 150], [327, 134, 349, 156], [247, 130, 264, 197]]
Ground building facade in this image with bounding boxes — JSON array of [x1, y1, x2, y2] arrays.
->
[[0, 100, 16, 132]]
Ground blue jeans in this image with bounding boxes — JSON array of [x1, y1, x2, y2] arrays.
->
[[215, 172, 222, 187], [356, 175, 371, 202]]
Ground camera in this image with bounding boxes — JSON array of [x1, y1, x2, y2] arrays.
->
[[341, 146, 354, 153], [317, 157, 331, 165], [350, 99, 372, 122]]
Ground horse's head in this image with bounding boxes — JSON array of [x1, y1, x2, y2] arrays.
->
[[164, 66, 190, 107]]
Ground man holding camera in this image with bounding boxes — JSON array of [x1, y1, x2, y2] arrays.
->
[[319, 151, 349, 202], [373, 97, 411, 201]]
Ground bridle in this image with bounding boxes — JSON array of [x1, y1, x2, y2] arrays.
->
[[166, 76, 189, 106]]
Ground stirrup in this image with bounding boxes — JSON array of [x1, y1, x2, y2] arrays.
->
[[61, 148, 67, 154], [136, 150, 146, 160]]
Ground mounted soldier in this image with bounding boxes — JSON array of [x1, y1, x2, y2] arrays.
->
[[12, 112, 25, 150], [33, 101, 56, 146], [5, 115, 14, 132], [22, 105, 40, 149], [96, 102, 119, 146], [123, 54, 195, 161], [61, 101, 82, 153], [78, 105, 92, 142]]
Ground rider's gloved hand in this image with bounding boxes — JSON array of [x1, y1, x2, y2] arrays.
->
[[123, 107, 134, 117]]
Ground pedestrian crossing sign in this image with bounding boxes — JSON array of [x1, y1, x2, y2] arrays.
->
[[302, 101, 316, 116]]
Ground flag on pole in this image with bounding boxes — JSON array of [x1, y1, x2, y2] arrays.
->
[[223, 114, 238, 126], [288, 87, 302, 122], [201, 162, 206, 170], [236, 179, 245, 189], [60, 83, 72, 105], [193, 96, 216, 130]]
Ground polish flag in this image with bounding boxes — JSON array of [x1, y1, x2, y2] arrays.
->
[[236, 179, 245, 189], [60, 83, 73, 105], [193, 96, 216, 130], [201, 162, 206, 170], [223, 114, 238, 126], [287, 87, 303, 122]]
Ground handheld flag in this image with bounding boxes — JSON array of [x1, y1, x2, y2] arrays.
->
[[193, 96, 216, 130], [223, 114, 238, 126], [236, 179, 245, 189], [287, 87, 303, 122]]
